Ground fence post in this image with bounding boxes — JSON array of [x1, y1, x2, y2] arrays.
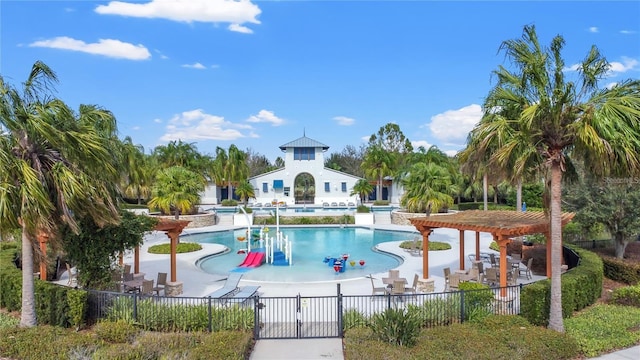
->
[[207, 297, 212, 333], [459, 290, 465, 323], [337, 283, 343, 338], [132, 293, 138, 322], [253, 296, 260, 340]]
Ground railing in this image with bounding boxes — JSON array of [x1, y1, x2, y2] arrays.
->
[[86, 284, 523, 338]]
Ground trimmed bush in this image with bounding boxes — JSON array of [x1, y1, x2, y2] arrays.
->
[[356, 205, 370, 213], [611, 284, 640, 307], [399, 240, 451, 251], [343, 309, 369, 331], [147, 242, 202, 254], [94, 320, 140, 343], [601, 255, 640, 285]]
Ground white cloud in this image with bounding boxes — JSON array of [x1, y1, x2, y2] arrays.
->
[[333, 116, 355, 126], [444, 150, 458, 157], [360, 136, 369, 142], [29, 36, 151, 60], [228, 24, 253, 34], [181, 62, 206, 69], [153, 118, 162, 123], [620, 30, 637, 35], [246, 110, 285, 126], [588, 27, 599, 33], [160, 109, 250, 142], [608, 57, 638, 74], [411, 140, 432, 150], [132, 126, 141, 130], [427, 104, 482, 143], [95, 0, 261, 33]]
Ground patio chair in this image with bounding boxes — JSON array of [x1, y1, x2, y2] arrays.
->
[[507, 268, 518, 286], [489, 253, 499, 268], [370, 275, 388, 298], [152, 272, 167, 295], [141, 279, 154, 296], [405, 274, 419, 295], [388, 269, 400, 279], [207, 273, 243, 301], [123, 264, 131, 275], [448, 273, 461, 291], [519, 258, 533, 280], [483, 267, 498, 287], [443, 267, 451, 290]]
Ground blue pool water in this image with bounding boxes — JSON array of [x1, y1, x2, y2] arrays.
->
[[192, 227, 416, 282]]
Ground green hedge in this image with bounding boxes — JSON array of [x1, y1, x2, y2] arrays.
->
[[520, 245, 603, 326], [601, 255, 640, 285], [458, 202, 482, 210], [0, 243, 88, 329]]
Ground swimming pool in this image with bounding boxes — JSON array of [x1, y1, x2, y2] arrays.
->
[[192, 227, 417, 282]]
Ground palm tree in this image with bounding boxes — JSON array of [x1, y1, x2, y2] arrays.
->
[[361, 145, 394, 201], [235, 181, 256, 207], [351, 179, 374, 205], [226, 145, 249, 200], [0, 61, 120, 327], [478, 25, 640, 332], [400, 162, 455, 213], [148, 166, 204, 220], [120, 136, 153, 204]]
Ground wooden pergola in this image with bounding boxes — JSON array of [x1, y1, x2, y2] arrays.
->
[[410, 210, 574, 295]]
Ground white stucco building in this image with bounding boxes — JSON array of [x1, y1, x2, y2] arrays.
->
[[200, 134, 403, 206]]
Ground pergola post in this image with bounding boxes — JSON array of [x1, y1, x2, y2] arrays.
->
[[475, 232, 481, 261], [134, 246, 140, 274], [459, 230, 465, 271], [154, 219, 190, 296], [496, 234, 510, 297], [421, 227, 432, 279]]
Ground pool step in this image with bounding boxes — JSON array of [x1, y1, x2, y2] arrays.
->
[[272, 250, 289, 266]]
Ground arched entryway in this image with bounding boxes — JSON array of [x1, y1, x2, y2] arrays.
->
[[294, 173, 315, 204]]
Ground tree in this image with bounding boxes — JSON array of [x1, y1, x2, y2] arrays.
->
[[361, 145, 394, 201], [368, 123, 413, 154], [211, 145, 249, 200], [235, 181, 256, 207], [120, 136, 153, 204], [477, 25, 640, 332], [61, 210, 157, 289], [152, 140, 204, 171], [274, 156, 285, 168], [0, 61, 121, 327], [245, 148, 276, 177], [148, 166, 204, 219], [400, 162, 455, 213], [565, 177, 640, 259], [324, 144, 366, 177], [351, 179, 374, 204]]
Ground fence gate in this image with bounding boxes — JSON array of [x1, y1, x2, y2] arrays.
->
[[254, 293, 341, 339]]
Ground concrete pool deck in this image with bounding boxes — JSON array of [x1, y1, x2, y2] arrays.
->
[[57, 223, 545, 298]]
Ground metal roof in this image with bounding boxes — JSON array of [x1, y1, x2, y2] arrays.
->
[[279, 136, 329, 151]]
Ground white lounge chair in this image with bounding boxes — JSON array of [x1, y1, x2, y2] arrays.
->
[[207, 273, 243, 301], [226, 285, 260, 306]]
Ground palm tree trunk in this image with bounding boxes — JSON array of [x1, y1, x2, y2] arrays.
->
[[228, 181, 233, 201], [548, 162, 564, 332], [20, 229, 37, 327], [516, 179, 522, 212], [377, 175, 383, 202], [483, 173, 488, 211]]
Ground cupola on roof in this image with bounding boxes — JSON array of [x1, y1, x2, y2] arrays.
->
[[279, 135, 329, 152]]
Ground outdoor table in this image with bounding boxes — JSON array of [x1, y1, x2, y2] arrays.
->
[[382, 277, 407, 288], [124, 279, 143, 293]]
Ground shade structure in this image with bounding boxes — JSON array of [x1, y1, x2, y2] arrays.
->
[[410, 210, 574, 296], [154, 219, 191, 283]]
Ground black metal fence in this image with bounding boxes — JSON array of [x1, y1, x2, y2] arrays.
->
[[569, 239, 613, 250], [86, 284, 522, 339]]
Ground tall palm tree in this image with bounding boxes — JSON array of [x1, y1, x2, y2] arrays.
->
[[479, 25, 640, 332], [361, 145, 394, 201], [226, 145, 249, 200], [120, 136, 153, 204], [0, 61, 120, 327], [350, 179, 374, 205], [148, 166, 204, 219]]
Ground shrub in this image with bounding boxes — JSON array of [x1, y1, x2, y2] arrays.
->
[[399, 241, 451, 251], [369, 308, 421, 347], [611, 284, 640, 307], [356, 205, 370, 213], [458, 202, 481, 210], [343, 309, 369, 331], [238, 206, 253, 214], [407, 296, 461, 327], [458, 282, 494, 321], [147, 242, 202, 254], [565, 304, 640, 357], [372, 200, 390, 206], [94, 320, 140, 343], [602, 255, 640, 285], [0, 325, 95, 360], [221, 199, 238, 206], [0, 312, 18, 329]]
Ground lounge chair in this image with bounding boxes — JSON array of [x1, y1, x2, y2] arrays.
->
[[66, 263, 77, 286], [226, 285, 260, 306], [207, 273, 243, 301]]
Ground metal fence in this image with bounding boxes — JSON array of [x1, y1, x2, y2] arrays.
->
[[86, 284, 522, 339], [569, 239, 613, 250]]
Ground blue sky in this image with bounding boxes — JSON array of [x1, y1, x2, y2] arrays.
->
[[2, 0, 639, 162]]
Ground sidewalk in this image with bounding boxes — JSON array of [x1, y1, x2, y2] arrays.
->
[[250, 339, 344, 360], [588, 345, 640, 359]]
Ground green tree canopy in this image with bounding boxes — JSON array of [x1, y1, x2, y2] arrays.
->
[[148, 166, 204, 219]]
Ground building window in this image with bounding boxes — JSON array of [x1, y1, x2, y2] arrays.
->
[[341, 182, 347, 192], [325, 182, 330, 192], [263, 182, 268, 193], [294, 147, 315, 161]]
